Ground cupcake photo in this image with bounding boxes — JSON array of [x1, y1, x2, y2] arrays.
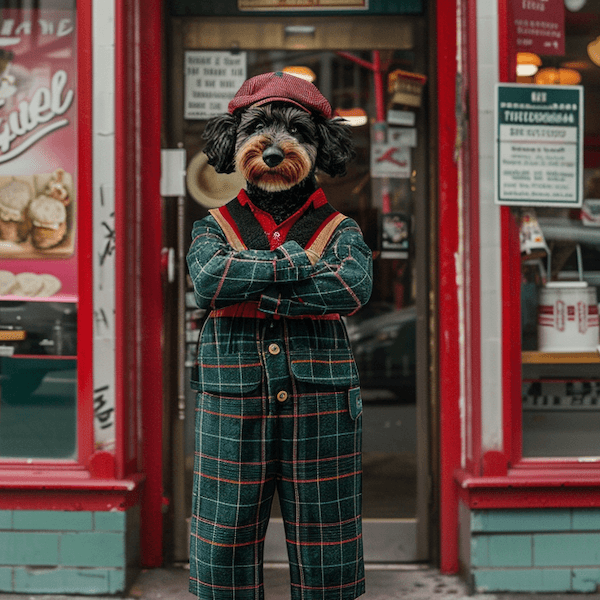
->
[[28, 194, 67, 250], [0, 179, 32, 242]]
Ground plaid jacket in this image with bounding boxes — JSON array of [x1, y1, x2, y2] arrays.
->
[[186, 192, 373, 394]]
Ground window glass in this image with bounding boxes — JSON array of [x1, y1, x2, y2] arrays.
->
[[0, 0, 78, 461], [520, 8, 600, 458]]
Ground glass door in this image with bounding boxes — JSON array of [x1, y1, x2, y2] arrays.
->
[[164, 15, 431, 564]]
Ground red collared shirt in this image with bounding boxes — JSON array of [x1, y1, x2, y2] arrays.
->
[[237, 188, 328, 250]]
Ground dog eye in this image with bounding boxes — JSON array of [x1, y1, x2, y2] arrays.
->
[[254, 123, 265, 132]]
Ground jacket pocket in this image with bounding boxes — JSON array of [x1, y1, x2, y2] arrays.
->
[[289, 350, 359, 388], [191, 355, 262, 394], [348, 386, 363, 420]]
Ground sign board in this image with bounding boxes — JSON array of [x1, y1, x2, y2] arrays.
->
[[510, 0, 564, 56], [371, 143, 411, 179], [495, 83, 583, 208], [184, 51, 247, 120]]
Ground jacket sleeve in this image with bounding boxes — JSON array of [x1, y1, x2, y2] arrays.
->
[[186, 215, 313, 310], [257, 219, 373, 317]]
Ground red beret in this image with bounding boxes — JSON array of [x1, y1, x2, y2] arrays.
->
[[228, 71, 332, 119]]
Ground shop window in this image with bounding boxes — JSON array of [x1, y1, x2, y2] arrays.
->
[[517, 12, 600, 460], [0, 0, 83, 463]]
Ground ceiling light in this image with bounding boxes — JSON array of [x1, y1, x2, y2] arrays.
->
[[333, 108, 368, 127], [282, 66, 316, 82], [588, 37, 600, 67], [534, 67, 581, 85], [517, 64, 539, 77], [516, 52, 542, 77]]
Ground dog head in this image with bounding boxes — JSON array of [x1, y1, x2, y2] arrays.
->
[[202, 72, 355, 193]]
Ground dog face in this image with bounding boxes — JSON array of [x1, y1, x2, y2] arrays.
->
[[235, 103, 318, 193], [202, 101, 355, 186]]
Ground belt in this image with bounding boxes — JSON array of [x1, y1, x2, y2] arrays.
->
[[211, 301, 340, 321]]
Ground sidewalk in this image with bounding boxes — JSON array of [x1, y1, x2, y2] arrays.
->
[[2, 565, 600, 600]]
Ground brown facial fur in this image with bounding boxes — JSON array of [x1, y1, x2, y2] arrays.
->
[[234, 104, 318, 193]]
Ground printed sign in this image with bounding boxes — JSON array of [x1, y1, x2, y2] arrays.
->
[[510, 0, 565, 56], [495, 84, 583, 208], [0, 9, 78, 299], [371, 143, 411, 179], [184, 51, 247, 120], [380, 212, 410, 259]]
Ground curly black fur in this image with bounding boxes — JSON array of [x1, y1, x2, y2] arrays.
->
[[315, 117, 356, 177], [202, 113, 239, 174]]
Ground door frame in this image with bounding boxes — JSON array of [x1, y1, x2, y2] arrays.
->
[[162, 12, 437, 564]]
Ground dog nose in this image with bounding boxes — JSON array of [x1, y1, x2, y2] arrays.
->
[[262, 146, 284, 168]]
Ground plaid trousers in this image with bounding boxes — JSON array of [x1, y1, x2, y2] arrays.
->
[[189, 317, 365, 600]]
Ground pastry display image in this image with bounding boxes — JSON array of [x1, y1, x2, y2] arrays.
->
[[0, 169, 75, 258], [0, 179, 33, 242], [0, 270, 16, 295], [0, 270, 62, 298], [28, 195, 67, 249]]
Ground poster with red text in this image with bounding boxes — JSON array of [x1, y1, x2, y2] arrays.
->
[[0, 8, 77, 301]]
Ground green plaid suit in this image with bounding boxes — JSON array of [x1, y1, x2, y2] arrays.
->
[[186, 193, 372, 600]]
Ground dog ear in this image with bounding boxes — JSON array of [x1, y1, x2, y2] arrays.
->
[[315, 117, 356, 178], [202, 113, 238, 174]]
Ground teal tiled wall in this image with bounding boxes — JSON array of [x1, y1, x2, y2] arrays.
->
[[463, 507, 600, 593], [0, 508, 139, 595]]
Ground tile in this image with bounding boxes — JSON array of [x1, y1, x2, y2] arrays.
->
[[572, 568, 600, 592], [472, 509, 571, 532], [94, 511, 126, 532], [488, 534, 533, 567], [471, 535, 489, 567], [109, 568, 127, 594], [60, 532, 124, 568], [473, 568, 571, 593], [13, 511, 92, 532], [0, 532, 59, 566], [572, 509, 600, 531], [534, 533, 600, 567], [0, 511, 12, 529], [0, 567, 13, 592], [13, 567, 111, 595]]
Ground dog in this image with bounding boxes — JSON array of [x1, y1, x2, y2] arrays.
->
[[186, 72, 372, 600]]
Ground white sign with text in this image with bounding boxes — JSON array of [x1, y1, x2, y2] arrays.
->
[[184, 51, 247, 120]]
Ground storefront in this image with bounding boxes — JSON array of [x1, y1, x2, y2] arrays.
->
[[1, 0, 599, 596], [0, 0, 162, 593], [446, 0, 600, 593]]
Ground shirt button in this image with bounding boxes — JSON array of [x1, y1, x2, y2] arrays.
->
[[268, 343, 281, 355], [277, 390, 288, 402]]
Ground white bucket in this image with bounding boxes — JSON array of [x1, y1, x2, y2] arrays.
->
[[538, 281, 599, 351]]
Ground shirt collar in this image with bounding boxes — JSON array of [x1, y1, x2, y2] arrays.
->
[[237, 187, 328, 217]]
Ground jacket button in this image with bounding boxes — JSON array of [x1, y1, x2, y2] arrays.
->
[[277, 390, 288, 402], [268, 343, 281, 355]]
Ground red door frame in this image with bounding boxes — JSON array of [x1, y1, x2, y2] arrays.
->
[[437, 0, 461, 574], [115, 0, 164, 567]]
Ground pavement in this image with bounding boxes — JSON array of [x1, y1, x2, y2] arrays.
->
[[2, 564, 600, 600]]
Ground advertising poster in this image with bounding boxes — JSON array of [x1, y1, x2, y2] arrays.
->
[[380, 212, 410, 259], [0, 9, 77, 300], [495, 83, 583, 208]]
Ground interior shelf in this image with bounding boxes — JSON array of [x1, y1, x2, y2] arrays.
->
[[523, 351, 600, 364]]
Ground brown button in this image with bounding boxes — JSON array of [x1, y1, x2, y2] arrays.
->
[[276, 390, 288, 402], [268, 343, 281, 355]]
